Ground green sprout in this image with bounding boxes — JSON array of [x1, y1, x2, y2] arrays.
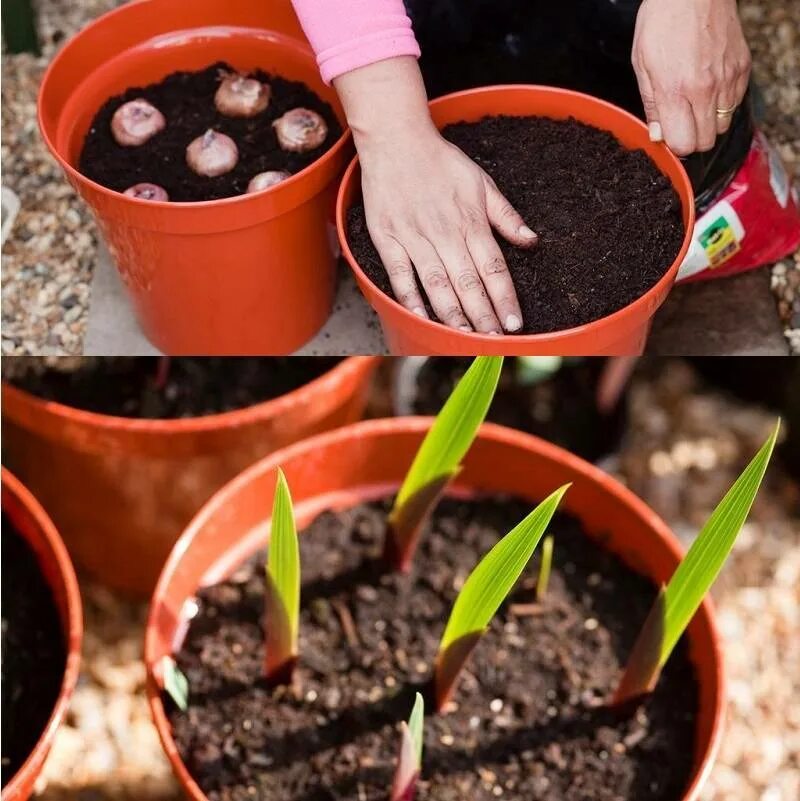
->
[[614, 421, 780, 704], [264, 467, 300, 685], [434, 485, 570, 711], [384, 356, 503, 572], [535, 535, 554, 602], [162, 656, 189, 712], [391, 693, 424, 801]]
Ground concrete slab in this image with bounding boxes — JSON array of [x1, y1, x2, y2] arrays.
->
[[647, 267, 789, 356], [84, 244, 388, 355]]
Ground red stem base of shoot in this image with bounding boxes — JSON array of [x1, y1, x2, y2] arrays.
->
[[433, 629, 484, 712]]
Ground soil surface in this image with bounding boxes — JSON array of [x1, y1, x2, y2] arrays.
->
[[6, 357, 340, 419], [170, 495, 697, 801], [412, 358, 626, 461], [347, 116, 685, 334], [79, 62, 342, 202], [1, 517, 67, 787]]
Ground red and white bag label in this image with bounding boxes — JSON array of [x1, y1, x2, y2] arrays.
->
[[677, 130, 800, 283]]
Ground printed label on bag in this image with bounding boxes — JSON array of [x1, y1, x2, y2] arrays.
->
[[678, 200, 746, 280]]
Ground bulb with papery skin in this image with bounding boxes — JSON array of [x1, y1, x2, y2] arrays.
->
[[186, 130, 239, 177], [215, 72, 271, 118], [111, 99, 166, 146], [247, 170, 291, 193], [272, 108, 328, 153], [124, 183, 169, 201]]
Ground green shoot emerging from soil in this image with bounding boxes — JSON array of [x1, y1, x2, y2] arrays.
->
[[385, 356, 503, 572], [536, 535, 554, 602], [614, 421, 780, 704], [264, 467, 300, 685], [162, 656, 189, 712], [391, 693, 425, 801], [434, 484, 570, 711]]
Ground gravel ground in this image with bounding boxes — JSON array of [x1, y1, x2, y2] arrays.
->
[[1, 0, 798, 354], [24, 359, 799, 801]]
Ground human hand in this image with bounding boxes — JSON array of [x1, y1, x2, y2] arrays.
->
[[632, 0, 751, 156], [335, 58, 538, 334]]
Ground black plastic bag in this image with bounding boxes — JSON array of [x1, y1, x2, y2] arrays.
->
[[406, 0, 754, 211]]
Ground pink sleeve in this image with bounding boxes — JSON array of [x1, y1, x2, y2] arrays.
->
[[290, 0, 421, 84]]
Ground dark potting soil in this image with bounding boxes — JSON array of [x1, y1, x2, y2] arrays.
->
[[1, 517, 67, 787], [79, 62, 342, 202], [346, 116, 685, 334], [6, 357, 340, 419], [412, 357, 626, 462], [169, 495, 697, 801]]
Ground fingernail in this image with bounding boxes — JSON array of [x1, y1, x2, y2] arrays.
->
[[648, 122, 663, 142], [459, 325, 472, 332], [504, 314, 522, 332], [488, 330, 501, 336], [412, 306, 426, 318], [519, 225, 538, 241]]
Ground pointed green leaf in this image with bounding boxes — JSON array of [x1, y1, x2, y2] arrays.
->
[[386, 356, 503, 570], [615, 421, 780, 703], [391, 693, 425, 801], [162, 656, 189, 712], [264, 467, 300, 684], [435, 484, 570, 708]]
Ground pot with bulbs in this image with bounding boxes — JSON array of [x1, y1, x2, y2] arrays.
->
[[38, 0, 352, 355]]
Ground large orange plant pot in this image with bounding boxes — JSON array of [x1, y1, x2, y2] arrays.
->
[[38, 0, 352, 354], [337, 86, 695, 355], [145, 418, 723, 801], [1, 469, 82, 801], [1, 357, 380, 597]]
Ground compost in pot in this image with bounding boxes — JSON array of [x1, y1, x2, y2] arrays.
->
[[1, 516, 66, 787], [5, 357, 340, 419], [79, 63, 342, 202], [347, 116, 684, 334], [168, 496, 697, 801]]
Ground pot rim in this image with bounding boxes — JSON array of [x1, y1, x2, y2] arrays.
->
[[1, 468, 83, 801], [37, 4, 352, 213], [144, 417, 725, 801], [1, 357, 379, 437], [336, 84, 696, 347]]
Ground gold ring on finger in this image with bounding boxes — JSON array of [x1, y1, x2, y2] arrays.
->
[[715, 105, 737, 118]]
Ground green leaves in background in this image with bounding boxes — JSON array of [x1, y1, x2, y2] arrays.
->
[[614, 421, 780, 704], [385, 356, 503, 572], [391, 693, 424, 801], [264, 467, 300, 685], [161, 656, 189, 712], [434, 484, 570, 710]]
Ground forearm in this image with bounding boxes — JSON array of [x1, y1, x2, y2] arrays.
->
[[290, 0, 420, 84]]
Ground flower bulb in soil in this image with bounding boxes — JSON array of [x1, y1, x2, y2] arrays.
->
[[123, 183, 169, 201], [214, 72, 271, 118], [186, 130, 239, 177], [273, 108, 328, 152], [247, 170, 291, 193], [111, 99, 166, 146]]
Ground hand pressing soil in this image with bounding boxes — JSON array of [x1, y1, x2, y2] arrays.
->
[[347, 116, 685, 335]]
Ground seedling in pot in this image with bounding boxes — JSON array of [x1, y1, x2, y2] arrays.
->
[[434, 484, 570, 711], [264, 467, 300, 686], [613, 421, 781, 705], [384, 356, 503, 572], [535, 535, 554, 602], [391, 693, 425, 801]]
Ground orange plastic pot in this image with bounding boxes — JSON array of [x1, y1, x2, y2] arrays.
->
[[1, 357, 380, 598], [1, 468, 82, 801], [337, 86, 696, 355], [38, 0, 352, 354], [145, 418, 723, 801]]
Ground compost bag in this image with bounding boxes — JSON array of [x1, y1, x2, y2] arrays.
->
[[407, 0, 800, 281]]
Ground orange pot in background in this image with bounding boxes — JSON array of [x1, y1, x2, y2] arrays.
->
[[145, 418, 723, 801], [1, 469, 82, 801], [337, 86, 695, 355], [1, 357, 380, 598], [38, 0, 352, 355]]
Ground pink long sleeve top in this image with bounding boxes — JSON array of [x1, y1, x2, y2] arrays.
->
[[290, 0, 421, 84]]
